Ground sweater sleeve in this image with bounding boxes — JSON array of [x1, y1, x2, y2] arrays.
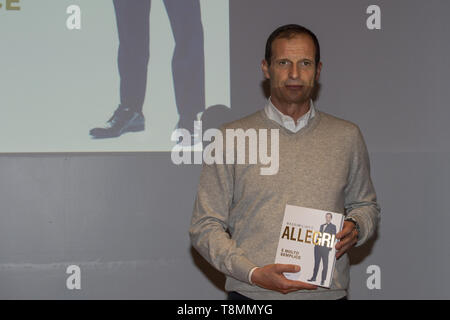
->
[[189, 154, 257, 284], [344, 126, 381, 246]]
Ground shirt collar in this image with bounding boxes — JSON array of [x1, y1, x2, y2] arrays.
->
[[264, 97, 316, 133]]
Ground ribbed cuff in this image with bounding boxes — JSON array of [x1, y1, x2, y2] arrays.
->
[[230, 255, 257, 284], [248, 267, 259, 285], [346, 213, 365, 247]]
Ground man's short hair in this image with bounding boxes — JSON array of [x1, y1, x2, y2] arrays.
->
[[264, 24, 321, 67], [326, 212, 333, 218]]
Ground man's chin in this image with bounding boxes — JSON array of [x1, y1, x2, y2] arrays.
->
[[271, 91, 313, 106], [283, 95, 311, 105]]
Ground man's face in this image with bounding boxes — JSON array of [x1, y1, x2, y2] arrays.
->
[[262, 34, 322, 107], [326, 214, 332, 224]]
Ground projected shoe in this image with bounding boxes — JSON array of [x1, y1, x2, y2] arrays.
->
[[90, 106, 145, 139], [175, 116, 198, 132]]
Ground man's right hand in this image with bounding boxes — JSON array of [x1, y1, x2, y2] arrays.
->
[[250, 264, 318, 294]]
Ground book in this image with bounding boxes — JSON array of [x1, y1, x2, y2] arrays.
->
[[274, 204, 344, 288]]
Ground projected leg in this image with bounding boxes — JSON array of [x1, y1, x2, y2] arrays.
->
[[164, 0, 205, 131], [89, 0, 150, 139]]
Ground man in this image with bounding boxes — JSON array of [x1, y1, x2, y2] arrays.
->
[[307, 213, 337, 286], [190, 24, 380, 300], [89, 0, 205, 139]]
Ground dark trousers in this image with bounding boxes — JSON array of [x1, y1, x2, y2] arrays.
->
[[311, 246, 330, 282], [113, 0, 205, 124]]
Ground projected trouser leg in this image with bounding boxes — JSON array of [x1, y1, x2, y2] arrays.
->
[[90, 0, 205, 139], [311, 247, 329, 283], [164, 0, 205, 130], [89, 0, 150, 139], [114, 0, 151, 114]]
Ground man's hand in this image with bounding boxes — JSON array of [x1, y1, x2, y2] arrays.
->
[[335, 221, 359, 259], [251, 264, 317, 294]]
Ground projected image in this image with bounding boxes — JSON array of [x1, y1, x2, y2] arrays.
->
[[90, 0, 205, 141], [0, 0, 230, 152]]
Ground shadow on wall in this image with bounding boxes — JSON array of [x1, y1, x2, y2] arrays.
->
[[190, 247, 226, 293], [348, 229, 379, 265], [201, 104, 241, 130]]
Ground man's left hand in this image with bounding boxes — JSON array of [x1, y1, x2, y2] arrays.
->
[[335, 221, 358, 259]]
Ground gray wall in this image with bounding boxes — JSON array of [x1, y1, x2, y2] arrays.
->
[[1, 0, 450, 299]]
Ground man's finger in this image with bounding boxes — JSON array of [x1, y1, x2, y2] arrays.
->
[[336, 228, 357, 249], [275, 264, 300, 274], [336, 234, 358, 258], [335, 233, 352, 250], [336, 223, 354, 239], [284, 279, 318, 290]]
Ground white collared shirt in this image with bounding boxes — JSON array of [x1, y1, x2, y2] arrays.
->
[[264, 98, 316, 133]]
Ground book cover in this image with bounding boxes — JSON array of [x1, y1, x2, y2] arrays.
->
[[274, 204, 344, 288]]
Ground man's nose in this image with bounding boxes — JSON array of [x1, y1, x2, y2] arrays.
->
[[289, 63, 300, 79]]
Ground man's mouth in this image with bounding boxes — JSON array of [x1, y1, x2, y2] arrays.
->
[[285, 85, 303, 90]]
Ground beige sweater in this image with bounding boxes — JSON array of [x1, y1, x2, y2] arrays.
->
[[190, 109, 380, 300]]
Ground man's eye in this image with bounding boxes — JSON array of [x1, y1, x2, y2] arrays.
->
[[279, 60, 289, 65], [301, 61, 312, 66]]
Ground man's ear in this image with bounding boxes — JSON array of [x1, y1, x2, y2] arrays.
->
[[261, 59, 271, 79], [315, 61, 323, 81]]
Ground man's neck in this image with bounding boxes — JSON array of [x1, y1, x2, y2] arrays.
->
[[270, 98, 311, 123]]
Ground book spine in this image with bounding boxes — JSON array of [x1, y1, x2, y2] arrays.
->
[[326, 214, 344, 288]]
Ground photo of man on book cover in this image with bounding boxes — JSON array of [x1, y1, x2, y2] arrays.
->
[[307, 213, 337, 286]]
